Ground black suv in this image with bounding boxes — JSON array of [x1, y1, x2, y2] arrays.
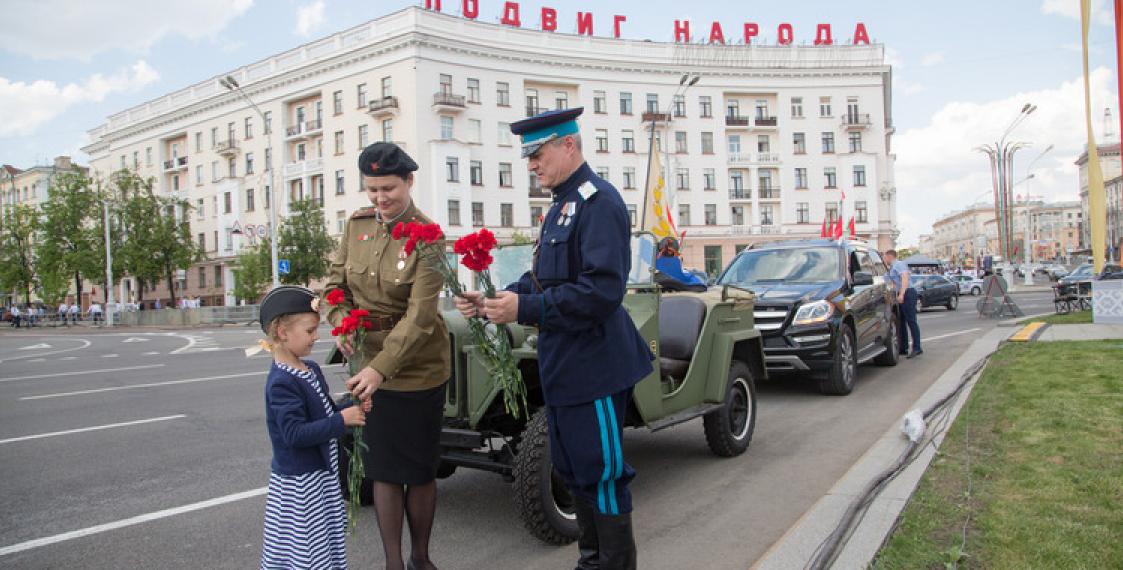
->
[[716, 239, 898, 395]]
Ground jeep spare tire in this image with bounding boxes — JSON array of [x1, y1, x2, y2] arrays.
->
[[512, 409, 579, 544], [703, 360, 757, 457]]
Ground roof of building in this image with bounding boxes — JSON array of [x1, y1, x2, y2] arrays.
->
[[1075, 142, 1121, 166]]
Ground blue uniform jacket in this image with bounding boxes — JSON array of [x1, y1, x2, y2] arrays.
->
[[506, 162, 654, 406], [264, 360, 350, 475]]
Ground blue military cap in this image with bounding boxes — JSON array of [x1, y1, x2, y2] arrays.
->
[[510, 107, 584, 158]]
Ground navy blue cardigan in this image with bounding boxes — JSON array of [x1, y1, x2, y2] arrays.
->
[[265, 360, 351, 476]]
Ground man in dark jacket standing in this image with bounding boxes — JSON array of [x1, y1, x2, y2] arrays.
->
[[456, 108, 652, 570]]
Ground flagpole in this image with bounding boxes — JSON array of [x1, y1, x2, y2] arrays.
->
[[640, 114, 658, 230]]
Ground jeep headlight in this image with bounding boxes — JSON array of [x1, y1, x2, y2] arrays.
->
[[792, 300, 833, 325]]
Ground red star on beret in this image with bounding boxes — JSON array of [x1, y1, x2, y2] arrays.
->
[[370, 162, 380, 172]]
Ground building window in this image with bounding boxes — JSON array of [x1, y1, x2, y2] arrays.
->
[[754, 99, 769, 120], [856, 201, 868, 223], [731, 206, 744, 226], [462, 77, 479, 103], [333, 90, 343, 114], [440, 116, 453, 140], [358, 125, 369, 148], [244, 117, 253, 139], [730, 171, 745, 193], [448, 200, 461, 226], [470, 161, 483, 186], [854, 165, 867, 187], [245, 152, 254, 175], [500, 203, 514, 227], [228, 157, 237, 178], [439, 74, 452, 94], [704, 204, 717, 225], [596, 167, 609, 181], [726, 99, 741, 118], [793, 132, 806, 154], [596, 129, 609, 152], [704, 246, 722, 277], [146, 147, 153, 165], [335, 170, 345, 195], [824, 167, 837, 189], [446, 157, 459, 182], [228, 121, 236, 141], [620, 92, 632, 115], [532, 206, 544, 227], [263, 111, 272, 135], [498, 123, 512, 146], [819, 96, 832, 117], [699, 95, 712, 118], [594, 90, 606, 113], [678, 204, 691, 226], [199, 267, 207, 288], [172, 175, 180, 192], [381, 76, 392, 98], [264, 185, 271, 209], [497, 82, 510, 106], [334, 131, 344, 154], [211, 160, 219, 181], [264, 148, 272, 172], [622, 130, 635, 153], [224, 191, 232, 214], [675, 131, 688, 153], [356, 83, 368, 108], [626, 204, 637, 227], [296, 143, 306, 161], [381, 119, 393, 142], [673, 95, 686, 117], [760, 205, 774, 226], [529, 172, 540, 192], [797, 202, 810, 224], [701, 132, 714, 154], [499, 163, 513, 187], [795, 168, 808, 189], [646, 93, 659, 113], [555, 91, 568, 110], [215, 265, 224, 286], [791, 97, 803, 118], [676, 168, 689, 190], [826, 201, 839, 223], [472, 202, 484, 227], [703, 168, 716, 191], [849, 131, 863, 153], [336, 210, 346, 234], [757, 135, 770, 153], [195, 165, 203, 185], [246, 188, 255, 211], [623, 167, 636, 189], [821, 132, 835, 154]]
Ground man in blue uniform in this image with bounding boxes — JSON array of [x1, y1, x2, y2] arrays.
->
[[456, 108, 652, 570]]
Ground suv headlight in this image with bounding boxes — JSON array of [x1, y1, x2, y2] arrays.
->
[[792, 300, 833, 325]]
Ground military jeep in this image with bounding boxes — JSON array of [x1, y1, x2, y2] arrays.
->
[[428, 232, 767, 544]]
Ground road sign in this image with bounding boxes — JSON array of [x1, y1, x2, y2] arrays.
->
[[278, 260, 290, 275]]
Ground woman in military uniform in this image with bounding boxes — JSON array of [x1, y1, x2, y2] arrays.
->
[[324, 142, 450, 570]]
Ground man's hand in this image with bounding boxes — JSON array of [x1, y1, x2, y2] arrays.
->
[[483, 291, 519, 324], [346, 366, 385, 400], [455, 291, 485, 319], [335, 336, 354, 358]]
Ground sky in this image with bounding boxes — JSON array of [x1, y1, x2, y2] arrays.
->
[[0, 0, 1118, 247]]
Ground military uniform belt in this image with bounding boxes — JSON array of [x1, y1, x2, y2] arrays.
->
[[361, 314, 403, 331]]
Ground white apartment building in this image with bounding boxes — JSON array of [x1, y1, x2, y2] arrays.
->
[[82, 7, 897, 305]]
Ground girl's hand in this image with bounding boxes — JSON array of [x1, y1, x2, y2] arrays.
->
[[336, 336, 354, 358], [361, 397, 373, 413], [346, 366, 385, 401], [341, 406, 366, 427]]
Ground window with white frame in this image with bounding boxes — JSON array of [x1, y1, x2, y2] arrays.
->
[[594, 90, 606, 113], [791, 97, 803, 118], [854, 165, 867, 187], [797, 202, 810, 223], [703, 168, 716, 190], [596, 129, 608, 152], [470, 161, 482, 185], [446, 157, 459, 182], [467, 78, 480, 103], [623, 167, 636, 189], [824, 167, 837, 188], [498, 163, 512, 187]]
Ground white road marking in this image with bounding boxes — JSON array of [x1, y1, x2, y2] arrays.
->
[[121, 337, 150, 343], [60, 356, 77, 361], [21, 371, 259, 400], [27, 358, 45, 363], [921, 328, 982, 343], [19, 343, 52, 350], [0, 487, 267, 557], [0, 364, 165, 384], [101, 354, 119, 358], [0, 415, 186, 445], [144, 351, 160, 356], [0, 339, 92, 363]]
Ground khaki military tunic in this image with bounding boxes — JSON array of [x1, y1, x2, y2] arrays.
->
[[323, 202, 450, 392]]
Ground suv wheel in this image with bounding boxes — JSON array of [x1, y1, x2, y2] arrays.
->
[[819, 325, 857, 395], [703, 361, 757, 457], [873, 314, 899, 367], [946, 294, 958, 311], [512, 409, 579, 545]]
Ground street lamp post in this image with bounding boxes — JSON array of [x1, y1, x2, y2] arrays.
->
[[220, 75, 279, 289], [1020, 144, 1054, 285], [976, 103, 1036, 266]]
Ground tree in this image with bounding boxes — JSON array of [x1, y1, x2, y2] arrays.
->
[[277, 198, 337, 286], [38, 172, 101, 305], [509, 230, 535, 245], [0, 204, 40, 305], [116, 172, 202, 307], [232, 238, 271, 303]]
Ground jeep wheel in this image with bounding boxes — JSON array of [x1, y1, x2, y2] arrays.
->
[[512, 409, 579, 545], [873, 314, 899, 367], [946, 295, 958, 311], [703, 361, 757, 457], [819, 325, 857, 395]]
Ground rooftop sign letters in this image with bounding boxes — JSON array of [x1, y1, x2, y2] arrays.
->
[[422, 1, 870, 45]]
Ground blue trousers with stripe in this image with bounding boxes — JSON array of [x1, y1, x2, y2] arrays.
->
[[546, 389, 635, 515]]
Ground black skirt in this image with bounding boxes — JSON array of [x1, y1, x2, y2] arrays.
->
[[361, 384, 446, 485]]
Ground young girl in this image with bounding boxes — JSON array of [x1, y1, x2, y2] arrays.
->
[[258, 286, 369, 569]]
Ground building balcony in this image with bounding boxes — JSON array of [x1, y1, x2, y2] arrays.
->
[[725, 115, 751, 129], [214, 139, 239, 156], [529, 187, 551, 199], [285, 120, 323, 141], [728, 152, 782, 167], [433, 92, 466, 113], [729, 224, 784, 236], [758, 187, 781, 200], [368, 96, 399, 117], [282, 157, 323, 179], [754, 116, 778, 128], [641, 111, 671, 123], [163, 156, 188, 172], [842, 113, 872, 129], [729, 189, 751, 201]]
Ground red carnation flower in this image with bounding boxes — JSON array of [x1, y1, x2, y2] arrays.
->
[[326, 289, 345, 306], [476, 228, 497, 251], [420, 224, 443, 243], [361, 321, 373, 330], [330, 326, 343, 336], [349, 308, 370, 318], [391, 222, 405, 240]]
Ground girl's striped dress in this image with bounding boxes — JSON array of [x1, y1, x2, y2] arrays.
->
[[261, 361, 347, 569]]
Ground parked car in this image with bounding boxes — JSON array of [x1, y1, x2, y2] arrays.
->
[[949, 274, 985, 296], [1097, 263, 1123, 280], [914, 275, 959, 311], [1058, 263, 1094, 287], [716, 238, 898, 396], [1046, 264, 1069, 279]]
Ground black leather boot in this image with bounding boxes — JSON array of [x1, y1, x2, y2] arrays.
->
[[594, 512, 636, 570], [573, 499, 600, 570]]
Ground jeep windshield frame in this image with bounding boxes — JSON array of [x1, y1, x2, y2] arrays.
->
[[484, 232, 657, 290], [718, 246, 843, 286]]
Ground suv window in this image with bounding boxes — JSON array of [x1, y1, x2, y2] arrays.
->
[[720, 246, 842, 284], [866, 250, 887, 276], [856, 250, 878, 276]]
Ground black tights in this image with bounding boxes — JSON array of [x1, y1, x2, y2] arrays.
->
[[372, 481, 438, 570]]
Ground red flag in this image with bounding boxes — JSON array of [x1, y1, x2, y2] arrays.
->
[[832, 217, 843, 240], [820, 218, 828, 237], [848, 217, 856, 238]]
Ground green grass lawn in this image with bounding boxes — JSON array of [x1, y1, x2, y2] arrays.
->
[[874, 341, 1123, 569], [1019, 310, 1093, 325]]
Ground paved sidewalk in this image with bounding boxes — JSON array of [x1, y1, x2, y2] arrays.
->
[[1035, 323, 1123, 341]]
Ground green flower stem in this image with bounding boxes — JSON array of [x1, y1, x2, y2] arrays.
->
[[344, 329, 367, 534]]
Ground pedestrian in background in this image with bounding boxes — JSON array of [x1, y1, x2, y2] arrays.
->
[[8, 306, 20, 328], [258, 286, 369, 569], [58, 302, 68, 326], [67, 303, 79, 324], [88, 302, 103, 326], [884, 250, 922, 358]]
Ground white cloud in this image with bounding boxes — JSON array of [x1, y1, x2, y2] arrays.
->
[[920, 51, 945, 67], [295, 1, 327, 38], [0, 0, 253, 60], [0, 61, 159, 138], [883, 47, 904, 69], [1042, 0, 1113, 25], [894, 67, 1115, 246]]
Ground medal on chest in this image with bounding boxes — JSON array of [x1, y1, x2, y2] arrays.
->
[[397, 248, 407, 270], [557, 201, 576, 227]]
